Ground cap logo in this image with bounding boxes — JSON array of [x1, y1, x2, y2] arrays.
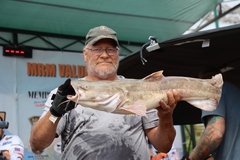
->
[[100, 26, 109, 31]]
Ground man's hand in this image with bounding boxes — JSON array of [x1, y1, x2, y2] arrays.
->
[[157, 89, 181, 118], [1, 150, 10, 160], [181, 155, 190, 160], [50, 78, 76, 117]]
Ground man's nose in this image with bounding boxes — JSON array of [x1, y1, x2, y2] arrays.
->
[[100, 50, 109, 57]]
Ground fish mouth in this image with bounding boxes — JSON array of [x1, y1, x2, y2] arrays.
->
[[67, 94, 79, 101]]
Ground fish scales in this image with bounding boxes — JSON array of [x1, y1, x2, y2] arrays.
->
[[67, 70, 223, 116]]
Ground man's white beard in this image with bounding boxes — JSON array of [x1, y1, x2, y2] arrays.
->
[[87, 62, 119, 79]]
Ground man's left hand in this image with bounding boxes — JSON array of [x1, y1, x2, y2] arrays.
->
[[157, 89, 181, 118]]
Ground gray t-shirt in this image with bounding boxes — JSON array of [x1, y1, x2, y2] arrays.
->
[[44, 77, 159, 160], [57, 106, 158, 160], [202, 82, 240, 160]]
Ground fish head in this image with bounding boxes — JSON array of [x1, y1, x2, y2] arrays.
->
[[68, 80, 123, 112]]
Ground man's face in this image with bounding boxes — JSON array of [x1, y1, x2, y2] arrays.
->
[[83, 39, 119, 79]]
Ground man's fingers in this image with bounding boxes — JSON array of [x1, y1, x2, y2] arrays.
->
[[159, 100, 170, 110], [167, 91, 175, 106], [173, 89, 181, 101], [167, 89, 180, 106]]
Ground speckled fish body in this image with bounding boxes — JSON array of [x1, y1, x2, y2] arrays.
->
[[67, 70, 223, 116]]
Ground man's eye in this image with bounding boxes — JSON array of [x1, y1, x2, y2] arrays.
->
[[108, 49, 117, 53], [93, 48, 101, 52]]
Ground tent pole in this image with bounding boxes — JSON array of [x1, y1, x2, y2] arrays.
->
[[194, 3, 240, 32]]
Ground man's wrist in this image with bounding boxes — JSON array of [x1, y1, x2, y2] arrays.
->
[[49, 114, 59, 124], [49, 107, 62, 117]]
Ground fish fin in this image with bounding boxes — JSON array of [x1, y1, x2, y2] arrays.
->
[[186, 99, 218, 111], [212, 73, 223, 88], [120, 100, 147, 116], [142, 70, 164, 81], [96, 93, 123, 112]]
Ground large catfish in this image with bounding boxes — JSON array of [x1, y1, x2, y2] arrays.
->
[[67, 70, 223, 116]]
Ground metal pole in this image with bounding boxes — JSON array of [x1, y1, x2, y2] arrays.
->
[[190, 125, 196, 148], [181, 125, 187, 155], [194, 3, 240, 32], [214, 8, 219, 28]]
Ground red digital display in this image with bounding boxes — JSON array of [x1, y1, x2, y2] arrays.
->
[[5, 49, 25, 54], [3, 46, 32, 58]]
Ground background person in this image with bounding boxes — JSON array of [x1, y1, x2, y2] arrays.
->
[[0, 117, 24, 160], [188, 82, 240, 160], [29, 25, 181, 160]]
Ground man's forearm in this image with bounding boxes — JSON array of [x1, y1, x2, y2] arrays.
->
[[149, 90, 179, 153], [29, 111, 60, 153], [189, 133, 218, 160], [189, 116, 225, 160], [156, 117, 176, 152], [150, 116, 176, 153]]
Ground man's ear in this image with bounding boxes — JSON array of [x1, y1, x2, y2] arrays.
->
[[83, 48, 87, 62]]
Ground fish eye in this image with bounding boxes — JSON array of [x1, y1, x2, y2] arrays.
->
[[80, 85, 88, 90]]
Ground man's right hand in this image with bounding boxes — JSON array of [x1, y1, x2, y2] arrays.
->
[[1, 150, 10, 160], [50, 78, 76, 117]]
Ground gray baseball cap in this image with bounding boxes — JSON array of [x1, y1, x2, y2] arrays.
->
[[85, 26, 120, 47]]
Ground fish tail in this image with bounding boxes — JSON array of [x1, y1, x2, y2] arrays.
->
[[212, 73, 223, 88]]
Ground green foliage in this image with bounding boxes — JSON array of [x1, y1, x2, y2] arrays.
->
[[183, 124, 204, 154]]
